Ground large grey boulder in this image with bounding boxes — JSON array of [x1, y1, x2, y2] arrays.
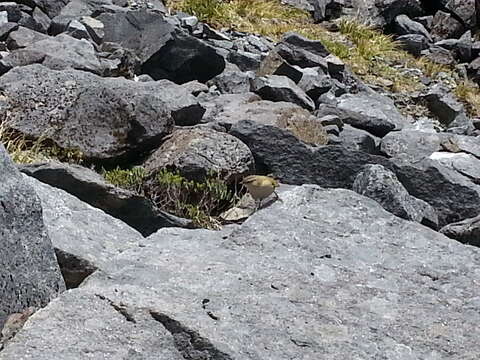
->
[[22, 175, 143, 289], [0, 64, 203, 164], [6, 26, 49, 49], [396, 158, 480, 226], [229, 119, 393, 188], [19, 162, 191, 237], [143, 127, 254, 182], [97, 8, 174, 64], [380, 129, 444, 164], [326, 92, 407, 137], [1, 185, 480, 358], [0, 145, 65, 329], [200, 92, 323, 132]]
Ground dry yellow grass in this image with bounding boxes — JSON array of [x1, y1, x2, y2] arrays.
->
[[455, 80, 480, 118], [167, 1, 480, 113]]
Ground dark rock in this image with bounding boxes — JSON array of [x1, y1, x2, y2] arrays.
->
[[142, 29, 226, 84], [4, 184, 479, 358], [354, 0, 423, 28], [19, 162, 192, 237], [251, 75, 315, 111], [296, 68, 333, 103], [98, 8, 174, 64], [0, 144, 65, 329], [421, 45, 456, 65], [397, 34, 430, 56], [203, 23, 230, 41], [81, 16, 104, 44], [435, 30, 473, 62], [421, 84, 466, 125], [440, 214, 480, 246], [229, 120, 393, 188], [272, 61, 304, 83], [325, 54, 345, 80], [0, 2, 23, 23], [207, 63, 254, 94], [469, 56, 480, 81], [31, 7, 50, 33], [329, 124, 379, 154], [353, 164, 438, 228], [6, 26, 48, 49], [0, 22, 16, 41], [395, 158, 480, 226], [431, 11, 464, 41], [22, 175, 142, 289], [143, 127, 254, 182], [275, 32, 329, 68], [17, 11, 46, 33], [0, 64, 203, 164], [226, 49, 261, 71], [66, 19, 90, 40], [31, 0, 70, 18]]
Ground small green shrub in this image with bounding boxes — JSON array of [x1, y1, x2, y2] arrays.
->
[[103, 166, 238, 229], [144, 169, 235, 228], [102, 166, 147, 193]]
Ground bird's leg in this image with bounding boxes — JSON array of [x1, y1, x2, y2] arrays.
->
[[253, 199, 260, 213], [273, 190, 283, 203]]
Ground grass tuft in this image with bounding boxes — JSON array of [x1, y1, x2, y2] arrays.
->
[[455, 80, 480, 118], [0, 122, 84, 164]]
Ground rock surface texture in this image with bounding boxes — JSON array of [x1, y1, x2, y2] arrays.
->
[[1, 0, 480, 356], [1, 186, 479, 359], [0, 145, 65, 330]]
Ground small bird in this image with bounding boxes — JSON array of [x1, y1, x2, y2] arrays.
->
[[241, 175, 281, 211]]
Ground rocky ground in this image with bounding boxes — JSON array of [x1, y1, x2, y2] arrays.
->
[[1, 0, 480, 358]]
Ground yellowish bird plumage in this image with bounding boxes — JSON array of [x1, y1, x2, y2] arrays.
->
[[241, 175, 280, 211]]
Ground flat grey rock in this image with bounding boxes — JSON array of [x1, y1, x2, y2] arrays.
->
[[22, 174, 143, 288], [2, 185, 479, 358], [19, 162, 191, 236]]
